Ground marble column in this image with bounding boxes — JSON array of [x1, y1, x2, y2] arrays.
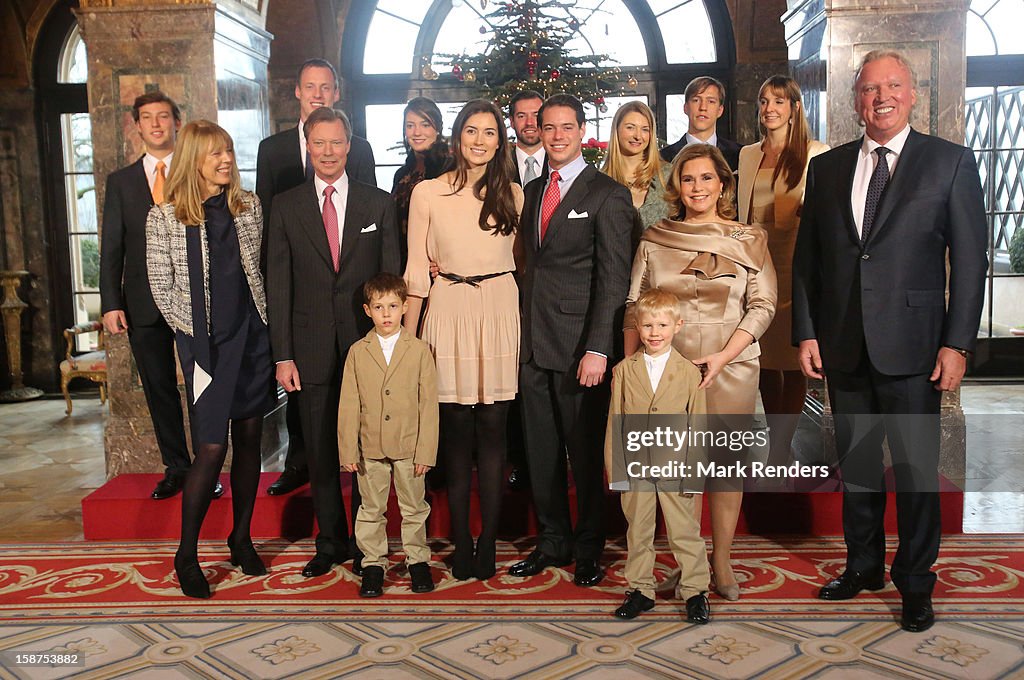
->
[[783, 0, 970, 484], [77, 0, 275, 476]]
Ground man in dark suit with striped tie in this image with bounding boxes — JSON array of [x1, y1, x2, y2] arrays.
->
[[100, 91, 222, 501], [509, 94, 634, 587], [256, 58, 377, 497], [793, 50, 987, 632], [267, 107, 400, 578]]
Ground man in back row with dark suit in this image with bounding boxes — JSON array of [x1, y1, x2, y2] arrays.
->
[[793, 50, 987, 633], [256, 58, 377, 497], [660, 76, 741, 171], [99, 91, 221, 501], [267, 106, 400, 578], [509, 94, 634, 587]]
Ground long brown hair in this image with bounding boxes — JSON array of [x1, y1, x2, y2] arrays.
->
[[663, 144, 737, 221], [757, 75, 811, 192], [164, 120, 244, 225], [449, 99, 519, 236], [601, 101, 662, 189]]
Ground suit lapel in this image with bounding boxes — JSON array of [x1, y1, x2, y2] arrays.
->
[[298, 180, 335, 270], [539, 163, 594, 253], [365, 334, 388, 373], [863, 129, 926, 248], [630, 353, 655, 402], [384, 332, 411, 382], [128, 157, 153, 208], [339, 180, 368, 271], [838, 142, 861, 246]]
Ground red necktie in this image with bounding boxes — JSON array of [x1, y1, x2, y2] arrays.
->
[[540, 170, 561, 243], [322, 185, 340, 272]]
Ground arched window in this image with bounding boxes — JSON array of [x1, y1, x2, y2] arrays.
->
[[964, 0, 1024, 348], [345, 0, 733, 187]]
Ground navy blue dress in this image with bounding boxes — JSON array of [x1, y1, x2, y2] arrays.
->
[[176, 192, 273, 447]]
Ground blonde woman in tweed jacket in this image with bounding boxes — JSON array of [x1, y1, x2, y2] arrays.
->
[[146, 120, 273, 599]]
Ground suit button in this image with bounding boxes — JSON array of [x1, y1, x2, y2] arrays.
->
[[385, 389, 390, 395], [652, 407, 658, 412], [384, 415, 390, 421], [861, 254, 870, 260]]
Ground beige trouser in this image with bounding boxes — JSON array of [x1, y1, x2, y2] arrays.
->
[[621, 487, 710, 600], [354, 457, 431, 569]]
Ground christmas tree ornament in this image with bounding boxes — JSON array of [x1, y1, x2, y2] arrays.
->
[[550, 68, 560, 79], [465, 70, 477, 83], [627, 75, 638, 89], [599, 102, 609, 113], [452, 63, 463, 80], [481, 0, 488, 8], [479, 25, 487, 34]]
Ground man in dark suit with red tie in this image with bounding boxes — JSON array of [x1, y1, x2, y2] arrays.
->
[[793, 50, 987, 632], [509, 94, 634, 587], [99, 91, 222, 501], [257, 58, 378, 497], [267, 107, 400, 578], [659, 76, 741, 171]]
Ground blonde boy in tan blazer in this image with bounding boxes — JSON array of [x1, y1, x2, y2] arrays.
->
[[605, 288, 711, 623], [339, 273, 439, 597]]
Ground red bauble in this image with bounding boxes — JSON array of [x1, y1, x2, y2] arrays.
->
[[595, 95, 605, 105], [550, 69, 560, 79], [452, 64, 463, 80], [529, 50, 539, 60], [528, 65, 536, 75]]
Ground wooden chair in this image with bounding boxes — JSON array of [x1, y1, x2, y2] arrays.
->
[[59, 320, 107, 415]]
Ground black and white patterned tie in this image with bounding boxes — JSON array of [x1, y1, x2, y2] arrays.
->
[[861, 146, 891, 244]]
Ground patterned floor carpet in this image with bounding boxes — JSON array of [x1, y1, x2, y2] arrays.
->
[[1, 535, 1023, 678]]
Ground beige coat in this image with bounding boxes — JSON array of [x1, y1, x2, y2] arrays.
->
[[737, 139, 830, 229], [604, 348, 707, 488], [338, 328, 439, 467]]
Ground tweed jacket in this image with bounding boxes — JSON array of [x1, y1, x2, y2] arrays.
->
[[604, 348, 707, 489], [337, 329, 439, 467], [146, 191, 267, 336]]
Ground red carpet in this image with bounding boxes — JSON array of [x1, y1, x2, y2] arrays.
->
[[0, 535, 1019, 623], [81, 473, 964, 540]]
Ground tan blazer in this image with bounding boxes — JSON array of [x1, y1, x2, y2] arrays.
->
[[604, 348, 707, 488], [338, 328, 439, 467], [737, 139, 830, 229]]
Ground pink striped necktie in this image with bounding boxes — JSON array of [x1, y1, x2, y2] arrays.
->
[[322, 185, 340, 272], [540, 169, 561, 242]]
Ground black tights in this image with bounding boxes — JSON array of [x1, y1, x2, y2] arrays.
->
[[177, 416, 263, 560], [441, 402, 509, 557]]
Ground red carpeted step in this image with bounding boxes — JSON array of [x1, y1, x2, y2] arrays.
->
[[81, 472, 964, 540]]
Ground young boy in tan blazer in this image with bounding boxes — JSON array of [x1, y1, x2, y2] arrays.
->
[[605, 287, 712, 623], [339, 273, 439, 597]]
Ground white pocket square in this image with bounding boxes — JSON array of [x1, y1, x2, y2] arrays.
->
[[360, 223, 377, 233], [568, 209, 588, 219]]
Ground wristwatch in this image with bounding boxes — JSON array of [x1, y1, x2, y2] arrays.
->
[[944, 345, 970, 358]]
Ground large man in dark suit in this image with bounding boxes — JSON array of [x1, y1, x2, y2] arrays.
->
[[256, 58, 377, 497], [267, 107, 400, 577], [660, 76, 741, 171], [100, 91, 221, 501], [508, 89, 548, 187], [792, 50, 987, 633], [508, 94, 634, 587]]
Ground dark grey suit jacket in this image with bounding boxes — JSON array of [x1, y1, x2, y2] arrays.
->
[[99, 157, 163, 327], [660, 134, 741, 171], [519, 163, 635, 371], [792, 128, 988, 376], [266, 178, 400, 385]]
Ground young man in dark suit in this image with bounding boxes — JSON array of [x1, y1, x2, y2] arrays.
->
[[267, 107, 400, 578], [99, 92, 222, 501], [793, 50, 987, 633], [508, 94, 634, 587], [660, 76, 741, 171], [256, 58, 377, 497]]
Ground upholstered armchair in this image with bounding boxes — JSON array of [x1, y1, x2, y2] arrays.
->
[[59, 320, 107, 415]]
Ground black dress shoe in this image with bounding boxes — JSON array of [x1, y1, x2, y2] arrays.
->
[[508, 550, 571, 577], [267, 469, 308, 496], [409, 562, 435, 593], [614, 589, 655, 619], [818, 569, 886, 600], [228, 540, 267, 576], [573, 559, 605, 587], [685, 592, 711, 624], [359, 566, 385, 597], [508, 467, 529, 490], [212, 481, 224, 498], [900, 593, 935, 632], [151, 473, 184, 500], [174, 553, 211, 599], [302, 552, 344, 578]]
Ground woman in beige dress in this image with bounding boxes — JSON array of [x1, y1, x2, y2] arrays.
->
[[737, 75, 828, 461], [625, 144, 777, 600], [404, 99, 524, 581], [600, 101, 671, 233]]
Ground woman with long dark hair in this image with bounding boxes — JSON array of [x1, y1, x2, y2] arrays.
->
[[403, 99, 523, 581], [147, 120, 273, 598]]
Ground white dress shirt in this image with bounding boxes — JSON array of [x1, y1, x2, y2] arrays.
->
[[143, 152, 173, 193], [643, 350, 671, 394], [377, 330, 400, 365], [313, 172, 349, 250], [297, 123, 308, 172], [851, 124, 911, 237], [516, 146, 546, 184], [684, 131, 718, 149]]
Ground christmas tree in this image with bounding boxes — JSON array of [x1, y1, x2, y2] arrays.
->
[[427, 0, 631, 115]]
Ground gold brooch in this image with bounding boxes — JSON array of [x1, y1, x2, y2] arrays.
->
[[729, 228, 752, 240]]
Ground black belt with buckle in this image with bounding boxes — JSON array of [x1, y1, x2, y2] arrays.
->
[[438, 270, 513, 287]]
